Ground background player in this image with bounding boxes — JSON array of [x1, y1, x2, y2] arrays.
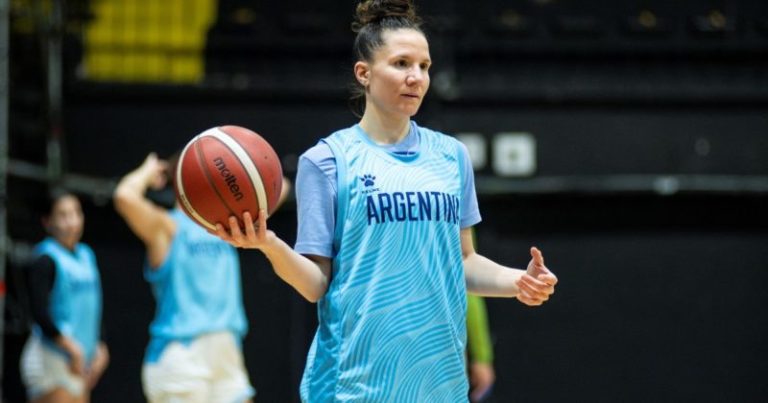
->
[[21, 190, 109, 403], [113, 152, 289, 402]]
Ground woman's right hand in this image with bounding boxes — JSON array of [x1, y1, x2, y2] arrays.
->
[[86, 342, 109, 389], [139, 152, 169, 190], [215, 209, 277, 250], [56, 335, 85, 376]]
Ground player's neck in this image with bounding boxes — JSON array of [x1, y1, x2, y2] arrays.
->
[[54, 236, 78, 252], [359, 110, 410, 145]]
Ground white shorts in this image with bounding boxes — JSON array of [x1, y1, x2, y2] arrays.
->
[[20, 335, 85, 399], [142, 331, 255, 403]]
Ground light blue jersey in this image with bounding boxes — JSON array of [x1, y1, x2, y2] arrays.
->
[[144, 209, 248, 363], [33, 238, 102, 362], [300, 123, 475, 402]]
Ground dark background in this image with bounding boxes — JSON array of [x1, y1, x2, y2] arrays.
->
[[3, 0, 768, 402]]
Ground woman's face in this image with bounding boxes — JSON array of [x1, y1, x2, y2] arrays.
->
[[45, 194, 84, 249], [361, 28, 431, 119]]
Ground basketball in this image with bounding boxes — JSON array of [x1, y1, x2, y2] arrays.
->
[[174, 125, 283, 231]]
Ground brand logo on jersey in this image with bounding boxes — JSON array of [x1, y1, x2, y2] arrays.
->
[[360, 174, 376, 187], [187, 240, 231, 255], [359, 174, 381, 194], [366, 191, 460, 226]]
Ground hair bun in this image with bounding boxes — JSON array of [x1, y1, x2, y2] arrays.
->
[[352, 0, 420, 32]]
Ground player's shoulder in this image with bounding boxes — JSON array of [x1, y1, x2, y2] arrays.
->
[[300, 125, 358, 166], [78, 242, 96, 255], [29, 253, 55, 271], [301, 142, 333, 163], [414, 122, 467, 158], [414, 121, 462, 146]]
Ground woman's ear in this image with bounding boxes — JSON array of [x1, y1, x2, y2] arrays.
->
[[354, 61, 370, 86]]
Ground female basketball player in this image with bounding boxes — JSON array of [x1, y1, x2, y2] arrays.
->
[[215, 0, 557, 401], [113, 154, 283, 403], [21, 190, 109, 403]]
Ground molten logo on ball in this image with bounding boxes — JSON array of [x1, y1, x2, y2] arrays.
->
[[213, 156, 244, 201]]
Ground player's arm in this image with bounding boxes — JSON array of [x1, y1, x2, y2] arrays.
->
[[26, 255, 62, 339], [462, 228, 557, 305], [113, 153, 175, 267], [215, 148, 331, 301], [263, 238, 331, 303], [216, 211, 331, 302]]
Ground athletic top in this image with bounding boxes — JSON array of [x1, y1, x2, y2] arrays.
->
[[298, 122, 481, 402], [143, 209, 248, 363], [32, 237, 102, 362], [295, 121, 480, 258]]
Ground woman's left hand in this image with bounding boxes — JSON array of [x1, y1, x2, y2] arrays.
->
[[515, 247, 557, 306]]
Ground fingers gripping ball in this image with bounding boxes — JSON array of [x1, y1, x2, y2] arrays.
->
[[174, 125, 283, 231]]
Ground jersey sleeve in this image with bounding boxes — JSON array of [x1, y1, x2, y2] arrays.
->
[[26, 254, 62, 339], [294, 142, 338, 258], [457, 141, 482, 229]]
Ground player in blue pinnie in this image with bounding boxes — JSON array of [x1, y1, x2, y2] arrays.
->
[[114, 153, 293, 403], [21, 190, 109, 403], [215, 0, 558, 401]]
